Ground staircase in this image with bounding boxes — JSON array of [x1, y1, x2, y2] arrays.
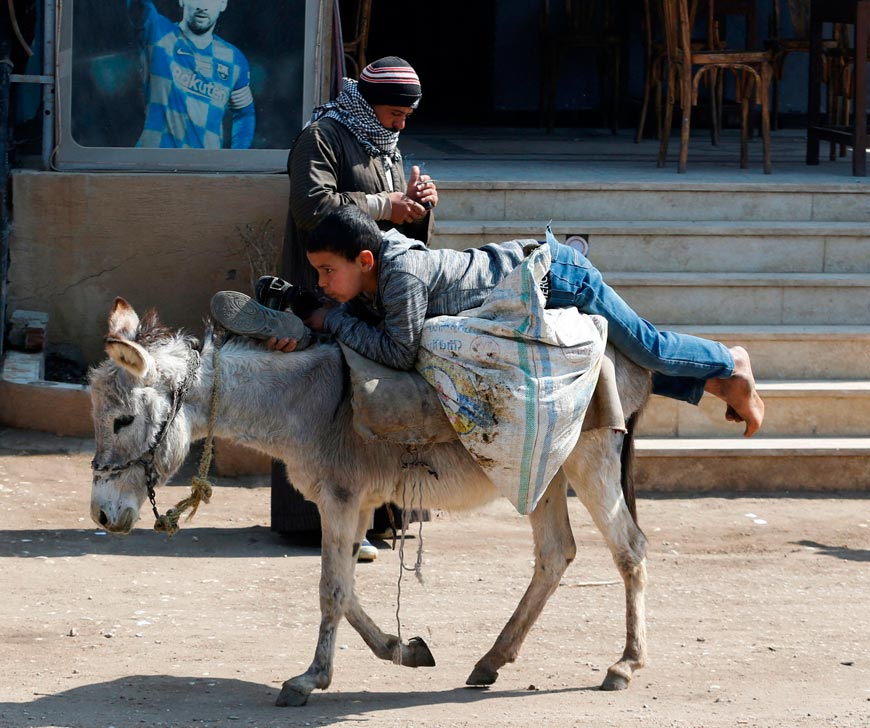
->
[[430, 178, 870, 492]]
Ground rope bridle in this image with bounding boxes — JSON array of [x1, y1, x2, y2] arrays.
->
[[92, 340, 222, 536]]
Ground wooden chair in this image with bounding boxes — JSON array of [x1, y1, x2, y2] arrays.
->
[[822, 26, 856, 160], [806, 0, 870, 177], [539, 0, 624, 133], [636, 0, 668, 142], [766, 0, 809, 129], [636, 0, 754, 144], [766, 0, 846, 131], [342, 0, 373, 79], [657, 0, 773, 173], [768, 0, 849, 159]]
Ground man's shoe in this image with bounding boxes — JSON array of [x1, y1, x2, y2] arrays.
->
[[366, 528, 397, 541], [357, 538, 378, 562], [211, 291, 311, 347]]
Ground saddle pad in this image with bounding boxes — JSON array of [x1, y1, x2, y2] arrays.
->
[[339, 342, 457, 445]]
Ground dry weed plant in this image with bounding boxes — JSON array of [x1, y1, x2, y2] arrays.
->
[[235, 219, 281, 292]]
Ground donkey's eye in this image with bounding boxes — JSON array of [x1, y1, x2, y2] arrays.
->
[[113, 415, 135, 434]]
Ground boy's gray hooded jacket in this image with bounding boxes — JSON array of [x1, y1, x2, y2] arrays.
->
[[323, 230, 535, 370]]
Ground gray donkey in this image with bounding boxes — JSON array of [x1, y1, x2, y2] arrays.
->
[[89, 297, 651, 707]]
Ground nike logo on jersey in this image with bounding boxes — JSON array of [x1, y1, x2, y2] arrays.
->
[[176, 47, 195, 57]]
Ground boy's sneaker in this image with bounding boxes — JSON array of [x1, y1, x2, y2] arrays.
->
[[357, 538, 378, 562], [564, 235, 589, 256], [210, 291, 311, 348], [255, 276, 322, 321]]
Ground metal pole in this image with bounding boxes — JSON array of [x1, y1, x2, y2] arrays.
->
[[0, 40, 10, 360], [42, 0, 56, 170]]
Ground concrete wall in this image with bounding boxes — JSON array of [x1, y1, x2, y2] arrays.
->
[[9, 170, 289, 366]]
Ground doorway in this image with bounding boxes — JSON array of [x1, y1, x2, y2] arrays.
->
[[349, 0, 498, 124]]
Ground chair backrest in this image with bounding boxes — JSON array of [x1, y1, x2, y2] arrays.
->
[[787, 0, 810, 39], [771, 0, 809, 41], [661, 0, 752, 57], [542, 0, 616, 35], [659, 0, 695, 63]]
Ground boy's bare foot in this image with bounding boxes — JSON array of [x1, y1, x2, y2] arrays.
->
[[704, 346, 765, 437], [725, 405, 741, 423]]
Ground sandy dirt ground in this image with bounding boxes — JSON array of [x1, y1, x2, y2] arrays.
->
[[1, 427, 869, 728]]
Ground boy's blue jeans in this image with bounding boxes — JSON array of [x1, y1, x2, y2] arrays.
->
[[545, 233, 733, 405]]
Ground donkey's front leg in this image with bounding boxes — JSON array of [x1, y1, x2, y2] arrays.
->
[[343, 508, 436, 668], [345, 595, 436, 667], [276, 490, 359, 707]]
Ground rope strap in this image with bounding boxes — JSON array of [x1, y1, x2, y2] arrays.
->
[[392, 462, 427, 665], [154, 341, 221, 536]]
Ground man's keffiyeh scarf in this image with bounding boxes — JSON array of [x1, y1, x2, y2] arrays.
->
[[311, 78, 401, 174]]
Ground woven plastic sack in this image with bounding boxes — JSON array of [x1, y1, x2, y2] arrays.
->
[[416, 243, 606, 514]]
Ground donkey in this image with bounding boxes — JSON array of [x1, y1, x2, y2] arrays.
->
[[89, 297, 651, 707]]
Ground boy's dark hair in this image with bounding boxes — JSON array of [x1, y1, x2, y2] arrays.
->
[[305, 206, 383, 261]]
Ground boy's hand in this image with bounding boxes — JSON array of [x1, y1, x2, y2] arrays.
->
[[267, 337, 299, 353], [407, 165, 438, 210], [304, 307, 330, 332]]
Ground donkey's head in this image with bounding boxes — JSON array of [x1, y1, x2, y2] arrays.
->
[[89, 298, 201, 534]]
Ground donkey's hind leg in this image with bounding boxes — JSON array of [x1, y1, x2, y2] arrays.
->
[[564, 428, 647, 691], [466, 470, 576, 686]]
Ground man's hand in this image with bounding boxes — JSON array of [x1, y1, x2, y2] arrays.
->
[[388, 191, 427, 225], [407, 164, 438, 210]]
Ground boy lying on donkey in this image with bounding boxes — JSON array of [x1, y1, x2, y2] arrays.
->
[[212, 205, 764, 436]]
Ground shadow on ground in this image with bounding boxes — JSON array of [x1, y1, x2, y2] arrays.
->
[[793, 540, 870, 562], [0, 674, 593, 728], [0, 525, 320, 559]]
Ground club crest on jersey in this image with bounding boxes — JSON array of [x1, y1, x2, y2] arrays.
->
[[217, 63, 229, 81]]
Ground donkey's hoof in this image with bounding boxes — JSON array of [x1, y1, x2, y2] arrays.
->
[[406, 636, 436, 668], [276, 681, 311, 707], [466, 664, 498, 686], [600, 670, 631, 691]]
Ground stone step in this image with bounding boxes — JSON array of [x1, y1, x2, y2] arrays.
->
[[607, 272, 870, 325], [665, 325, 870, 380], [639, 381, 870, 438], [434, 180, 870, 223], [635, 437, 870, 491], [431, 220, 870, 274]]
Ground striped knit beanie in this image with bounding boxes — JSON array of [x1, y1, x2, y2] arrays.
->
[[357, 56, 422, 109]]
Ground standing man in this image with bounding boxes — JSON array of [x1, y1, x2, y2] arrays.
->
[[126, 0, 255, 149], [282, 56, 437, 290], [273, 56, 437, 549]]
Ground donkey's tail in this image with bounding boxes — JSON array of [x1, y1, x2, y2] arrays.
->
[[620, 412, 640, 526]]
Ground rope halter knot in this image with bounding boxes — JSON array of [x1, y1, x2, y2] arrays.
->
[[152, 475, 214, 536], [151, 340, 222, 536]]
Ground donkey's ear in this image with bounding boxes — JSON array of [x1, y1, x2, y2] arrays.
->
[[107, 297, 140, 340], [105, 337, 155, 380]]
